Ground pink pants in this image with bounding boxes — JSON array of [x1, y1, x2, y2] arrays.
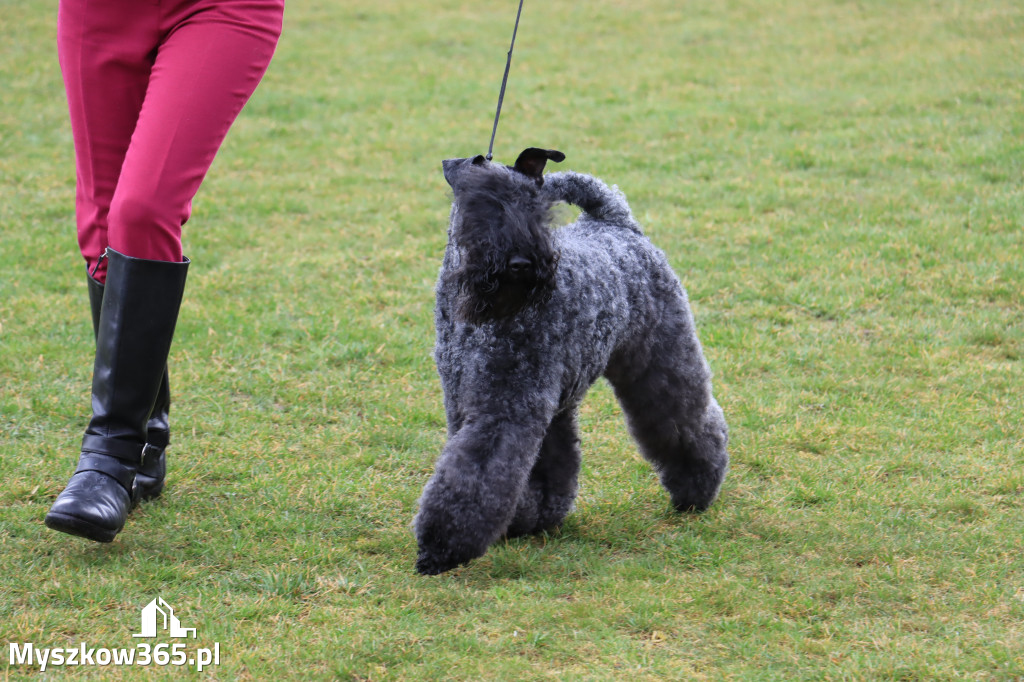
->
[[58, 0, 284, 282]]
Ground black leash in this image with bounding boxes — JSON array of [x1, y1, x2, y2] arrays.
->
[[485, 0, 525, 161]]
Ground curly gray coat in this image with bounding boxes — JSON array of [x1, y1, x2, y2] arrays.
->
[[414, 149, 728, 575]]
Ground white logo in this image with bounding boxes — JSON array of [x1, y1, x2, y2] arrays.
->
[[132, 598, 196, 639], [10, 597, 219, 672]]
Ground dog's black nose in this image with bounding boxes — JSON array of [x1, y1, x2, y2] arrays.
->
[[508, 256, 531, 272]]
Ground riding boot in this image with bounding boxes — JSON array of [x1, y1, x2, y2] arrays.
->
[[46, 249, 189, 542], [87, 274, 171, 500]]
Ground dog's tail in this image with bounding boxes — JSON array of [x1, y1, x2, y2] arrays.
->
[[541, 171, 642, 233]]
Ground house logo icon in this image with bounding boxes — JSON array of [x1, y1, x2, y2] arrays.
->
[[132, 598, 197, 639]]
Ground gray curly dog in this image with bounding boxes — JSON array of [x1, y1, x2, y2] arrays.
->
[[414, 148, 729, 575]]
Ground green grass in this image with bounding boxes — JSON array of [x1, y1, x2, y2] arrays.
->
[[2, 0, 1023, 678]]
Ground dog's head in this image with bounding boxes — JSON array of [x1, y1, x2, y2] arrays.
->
[[441, 148, 565, 324], [442, 147, 566, 190]]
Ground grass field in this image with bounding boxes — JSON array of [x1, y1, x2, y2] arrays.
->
[[2, 0, 1022, 678]]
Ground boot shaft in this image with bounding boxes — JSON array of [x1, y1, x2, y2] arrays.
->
[[85, 248, 189, 462]]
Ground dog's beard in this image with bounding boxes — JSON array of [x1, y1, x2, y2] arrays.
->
[[446, 177, 559, 324], [450, 249, 558, 324]]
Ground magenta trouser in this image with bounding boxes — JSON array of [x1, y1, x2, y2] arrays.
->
[[58, 0, 284, 282]]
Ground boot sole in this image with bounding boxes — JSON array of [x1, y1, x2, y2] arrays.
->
[[44, 511, 119, 543]]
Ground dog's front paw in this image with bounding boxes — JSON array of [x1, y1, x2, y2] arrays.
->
[[415, 549, 468, 576], [666, 464, 727, 514]]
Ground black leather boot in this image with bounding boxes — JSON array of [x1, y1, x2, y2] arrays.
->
[[86, 275, 170, 500], [46, 249, 189, 542]]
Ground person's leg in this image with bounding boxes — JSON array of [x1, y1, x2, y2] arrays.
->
[[106, 0, 284, 262], [57, 0, 159, 282], [103, 0, 283, 499], [48, 0, 283, 542]]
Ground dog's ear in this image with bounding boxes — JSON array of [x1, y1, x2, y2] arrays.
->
[[442, 155, 489, 188], [513, 148, 565, 184]]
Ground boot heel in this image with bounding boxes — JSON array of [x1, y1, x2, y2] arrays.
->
[[136, 443, 166, 500]]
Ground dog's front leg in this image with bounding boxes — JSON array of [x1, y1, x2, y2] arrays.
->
[[414, 416, 548, 575]]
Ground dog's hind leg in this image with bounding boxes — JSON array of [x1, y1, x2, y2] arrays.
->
[[604, 310, 729, 513], [414, 414, 550, 575], [505, 409, 582, 538]]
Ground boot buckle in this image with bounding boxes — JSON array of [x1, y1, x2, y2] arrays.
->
[[141, 442, 156, 467]]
